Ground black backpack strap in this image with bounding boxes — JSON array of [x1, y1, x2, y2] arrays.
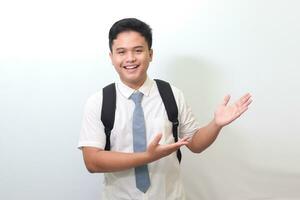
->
[[154, 79, 182, 163], [101, 83, 116, 151]]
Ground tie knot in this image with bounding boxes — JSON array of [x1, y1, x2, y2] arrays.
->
[[130, 91, 143, 105]]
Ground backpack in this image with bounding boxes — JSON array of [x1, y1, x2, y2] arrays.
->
[[101, 79, 182, 163]]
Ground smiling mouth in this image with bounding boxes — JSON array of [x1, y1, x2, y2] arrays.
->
[[123, 65, 139, 69]]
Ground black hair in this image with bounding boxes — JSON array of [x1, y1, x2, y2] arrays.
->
[[108, 18, 152, 51]]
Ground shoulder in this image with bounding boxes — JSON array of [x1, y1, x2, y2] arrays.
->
[[170, 84, 186, 106], [85, 81, 117, 104], [84, 81, 118, 109], [83, 90, 102, 112], [170, 84, 183, 96], [154, 79, 185, 104], [154, 79, 183, 95], [87, 90, 102, 103]]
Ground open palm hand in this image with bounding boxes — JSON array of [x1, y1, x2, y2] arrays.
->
[[214, 93, 252, 127]]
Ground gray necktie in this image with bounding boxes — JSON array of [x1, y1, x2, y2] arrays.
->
[[130, 91, 150, 193]]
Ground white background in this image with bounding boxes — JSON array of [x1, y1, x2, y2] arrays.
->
[[1, 0, 300, 199]]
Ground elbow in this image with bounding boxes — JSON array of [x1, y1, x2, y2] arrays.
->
[[82, 147, 106, 173], [85, 162, 105, 173], [86, 165, 97, 173], [84, 159, 106, 173], [85, 162, 97, 173], [186, 143, 203, 154], [190, 147, 203, 154]]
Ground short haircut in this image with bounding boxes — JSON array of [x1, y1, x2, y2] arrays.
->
[[109, 18, 152, 51]]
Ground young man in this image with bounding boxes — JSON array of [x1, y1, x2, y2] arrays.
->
[[78, 18, 252, 199]]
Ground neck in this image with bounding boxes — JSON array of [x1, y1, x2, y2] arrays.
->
[[122, 76, 147, 90]]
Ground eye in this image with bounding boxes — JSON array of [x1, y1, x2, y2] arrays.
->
[[117, 51, 125, 55], [135, 49, 143, 53]]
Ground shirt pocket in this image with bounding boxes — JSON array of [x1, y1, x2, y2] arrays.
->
[[147, 117, 174, 145], [110, 114, 133, 152]]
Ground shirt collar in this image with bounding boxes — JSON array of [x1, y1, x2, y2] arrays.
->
[[116, 77, 154, 99]]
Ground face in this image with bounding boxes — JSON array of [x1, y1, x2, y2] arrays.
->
[[109, 31, 153, 89]]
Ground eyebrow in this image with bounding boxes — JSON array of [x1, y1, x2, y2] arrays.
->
[[115, 46, 144, 51]]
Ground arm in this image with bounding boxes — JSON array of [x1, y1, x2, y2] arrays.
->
[[82, 133, 189, 173], [186, 93, 252, 153], [186, 119, 221, 153]]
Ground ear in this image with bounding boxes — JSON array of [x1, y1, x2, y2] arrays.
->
[[109, 52, 113, 63], [149, 49, 153, 62]]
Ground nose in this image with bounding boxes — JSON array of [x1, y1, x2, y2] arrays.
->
[[126, 52, 136, 63]]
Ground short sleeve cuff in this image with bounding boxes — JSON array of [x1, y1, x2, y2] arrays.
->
[[77, 141, 105, 150]]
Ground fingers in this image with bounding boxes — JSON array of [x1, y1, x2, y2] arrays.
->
[[152, 133, 163, 146], [239, 93, 252, 105], [221, 93, 253, 108], [180, 135, 192, 143], [236, 107, 248, 117], [234, 93, 252, 108], [173, 137, 190, 147], [244, 98, 252, 107], [222, 94, 231, 106], [160, 136, 189, 150], [165, 142, 187, 152], [236, 94, 252, 116]]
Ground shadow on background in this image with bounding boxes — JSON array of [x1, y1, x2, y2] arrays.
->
[[160, 56, 257, 199], [163, 56, 224, 120]]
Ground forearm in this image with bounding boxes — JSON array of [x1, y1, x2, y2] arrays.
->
[[84, 149, 153, 173], [187, 119, 222, 153], [83, 133, 189, 173]]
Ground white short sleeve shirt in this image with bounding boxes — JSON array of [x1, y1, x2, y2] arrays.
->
[[78, 77, 200, 200]]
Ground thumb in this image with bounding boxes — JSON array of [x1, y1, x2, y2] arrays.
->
[[152, 133, 163, 146], [222, 94, 231, 106]]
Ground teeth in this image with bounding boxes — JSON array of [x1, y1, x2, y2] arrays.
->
[[124, 65, 138, 69]]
